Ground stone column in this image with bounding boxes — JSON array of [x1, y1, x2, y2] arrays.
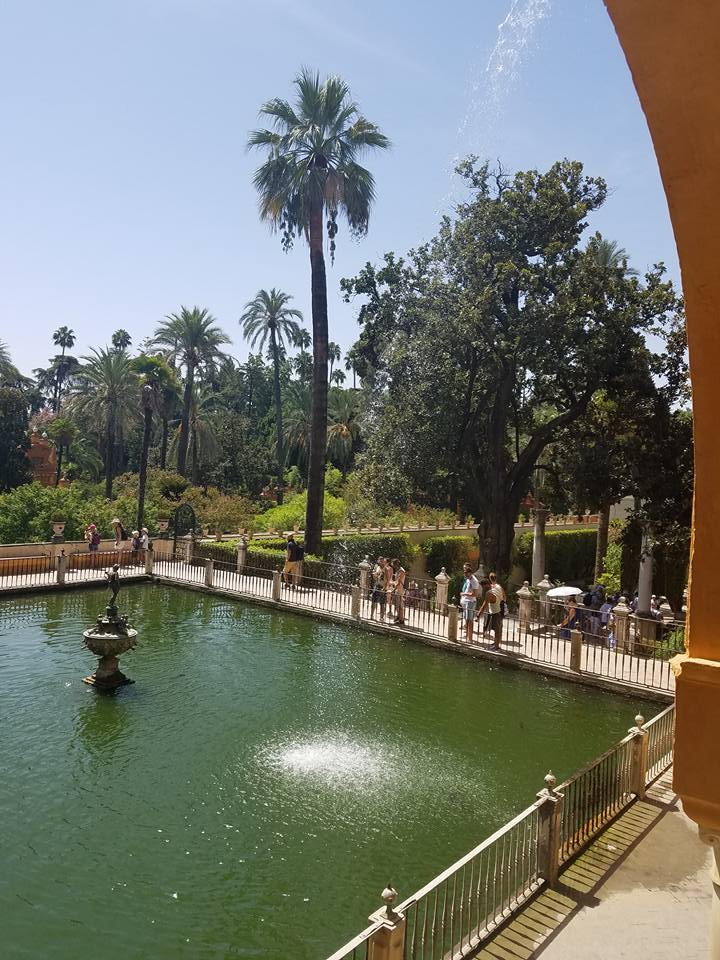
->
[[351, 584, 361, 619], [272, 569, 282, 602], [435, 567, 450, 615], [447, 604, 458, 643], [184, 535, 194, 563], [516, 580, 533, 632], [236, 536, 248, 574], [569, 629, 583, 672], [359, 556, 373, 599], [144, 545, 154, 575], [56, 552, 67, 585], [536, 772, 564, 888], [637, 527, 654, 615], [629, 714, 649, 800], [204, 559, 214, 588], [537, 573, 554, 623], [612, 596, 632, 652], [367, 888, 406, 960], [531, 508, 549, 586]]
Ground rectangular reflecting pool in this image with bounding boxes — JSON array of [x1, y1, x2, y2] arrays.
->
[[0, 584, 654, 959]]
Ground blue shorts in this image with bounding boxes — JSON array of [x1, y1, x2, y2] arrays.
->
[[461, 601, 476, 622]]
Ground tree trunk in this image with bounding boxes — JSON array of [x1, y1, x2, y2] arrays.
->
[[160, 418, 168, 470], [55, 446, 63, 487], [476, 504, 518, 580], [594, 502, 611, 583], [137, 404, 153, 531], [270, 327, 285, 505], [177, 363, 194, 476], [304, 202, 329, 555], [105, 407, 115, 499], [191, 428, 200, 486]]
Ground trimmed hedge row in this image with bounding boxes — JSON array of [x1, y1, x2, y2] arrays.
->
[[421, 536, 476, 577], [512, 529, 597, 586]]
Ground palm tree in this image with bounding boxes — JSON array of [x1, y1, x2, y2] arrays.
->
[[152, 307, 229, 477], [248, 69, 389, 553], [51, 326, 76, 412], [70, 348, 139, 498], [112, 329, 132, 352], [344, 344, 360, 389], [283, 384, 312, 473], [47, 417, 77, 486], [131, 355, 178, 529], [328, 341, 341, 383], [0, 340, 22, 386], [327, 390, 361, 475], [240, 288, 303, 504], [169, 386, 221, 485], [330, 369, 346, 386]]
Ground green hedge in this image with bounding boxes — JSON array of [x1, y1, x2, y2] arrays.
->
[[421, 536, 476, 577], [512, 529, 597, 586]]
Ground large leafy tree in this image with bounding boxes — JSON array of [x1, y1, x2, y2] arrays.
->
[[153, 307, 229, 476], [47, 417, 78, 487], [248, 68, 389, 553], [70, 347, 140, 498], [240, 288, 303, 504], [0, 387, 31, 491], [343, 159, 685, 575]]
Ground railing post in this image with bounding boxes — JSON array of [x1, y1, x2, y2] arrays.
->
[[144, 544, 154, 575], [612, 596, 632, 652], [537, 573, 553, 623], [536, 772, 564, 888], [629, 714, 650, 799], [516, 580, 533, 633], [435, 567, 450, 615], [359, 555, 373, 599], [351, 584, 361, 619], [367, 887, 406, 960], [204, 558, 214, 588], [236, 536, 248, 574], [56, 552, 67, 585], [447, 604, 459, 642], [569, 628, 583, 672], [184, 535, 194, 563], [272, 569, 282, 602]]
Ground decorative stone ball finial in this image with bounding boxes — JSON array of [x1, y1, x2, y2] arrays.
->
[[635, 714, 645, 730], [544, 771, 557, 795], [381, 884, 398, 919]]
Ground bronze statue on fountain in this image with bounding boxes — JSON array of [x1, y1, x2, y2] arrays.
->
[[83, 564, 138, 689]]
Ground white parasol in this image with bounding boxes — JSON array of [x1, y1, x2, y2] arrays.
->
[[546, 585, 584, 599]]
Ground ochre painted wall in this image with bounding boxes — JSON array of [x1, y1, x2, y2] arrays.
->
[[603, 1, 720, 830]]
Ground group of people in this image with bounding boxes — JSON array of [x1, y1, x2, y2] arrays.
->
[[459, 567, 506, 648], [369, 557, 409, 625], [83, 520, 150, 555]]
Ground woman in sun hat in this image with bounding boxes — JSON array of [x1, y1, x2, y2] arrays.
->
[[111, 518, 127, 549]]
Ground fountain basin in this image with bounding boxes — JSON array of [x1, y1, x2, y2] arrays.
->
[[83, 616, 137, 688]]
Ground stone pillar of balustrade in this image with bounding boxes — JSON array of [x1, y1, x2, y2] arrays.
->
[[536, 772, 563, 888], [204, 559, 214, 588], [516, 580, 533, 632], [272, 570, 282, 602], [56, 552, 67, 585], [358, 556, 373, 598], [536, 573, 553, 623], [144, 544, 154, 575], [629, 713, 650, 800], [435, 567, 450, 615], [236, 536, 248, 574], [612, 596, 632, 653], [447, 604, 459, 643], [351, 584, 361, 619], [569, 629, 583, 672], [367, 887, 406, 960]]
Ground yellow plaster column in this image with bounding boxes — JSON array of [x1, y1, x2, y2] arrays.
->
[[603, 1, 720, 951]]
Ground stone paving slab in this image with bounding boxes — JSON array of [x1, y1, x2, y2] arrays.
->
[[475, 772, 711, 960]]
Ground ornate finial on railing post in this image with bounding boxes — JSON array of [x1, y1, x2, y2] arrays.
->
[[536, 770, 563, 888], [435, 566, 450, 615], [544, 771, 557, 796], [629, 713, 649, 800], [381, 884, 398, 920]]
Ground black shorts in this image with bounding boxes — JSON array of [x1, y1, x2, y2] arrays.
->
[[371, 587, 386, 605]]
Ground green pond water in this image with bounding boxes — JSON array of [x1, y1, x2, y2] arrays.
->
[[0, 584, 651, 960]]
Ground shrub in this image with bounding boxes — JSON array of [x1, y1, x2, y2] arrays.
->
[[512, 529, 597, 586], [421, 536, 476, 576], [254, 491, 346, 533], [598, 542, 622, 594]]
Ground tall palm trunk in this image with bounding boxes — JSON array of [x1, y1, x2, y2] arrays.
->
[[55, 446, 63, 487], [191, 428, 200, 485], [177, 363, 194, 476], [305, 202, 329, 554], [105, 406, 116, 499], [594, 502, 611, 583], [160, 418, 169, 470], [137, 403, 153, 531], [270, 326, 285, 505]]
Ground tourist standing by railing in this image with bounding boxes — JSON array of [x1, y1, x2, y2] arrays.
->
[[389, 558, 406, 625], [460, 563, 480, 642], [477, 576, 503, 649], [370, 557, 388, 620]]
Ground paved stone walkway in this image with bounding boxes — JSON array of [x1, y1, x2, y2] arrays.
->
[[475, 771, 711, 960]]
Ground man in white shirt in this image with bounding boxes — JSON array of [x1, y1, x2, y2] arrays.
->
[[460, 563, 480, 642]]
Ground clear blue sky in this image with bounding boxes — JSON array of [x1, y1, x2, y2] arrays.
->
[[0, 0, 679, 377]]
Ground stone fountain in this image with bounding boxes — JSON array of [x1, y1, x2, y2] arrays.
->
[[83, 564, 137, 689]]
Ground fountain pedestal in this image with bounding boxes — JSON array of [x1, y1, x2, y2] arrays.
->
[[83, 604, 138, 689]]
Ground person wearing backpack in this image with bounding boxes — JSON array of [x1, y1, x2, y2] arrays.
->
[[284, 534, 302, 590]]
